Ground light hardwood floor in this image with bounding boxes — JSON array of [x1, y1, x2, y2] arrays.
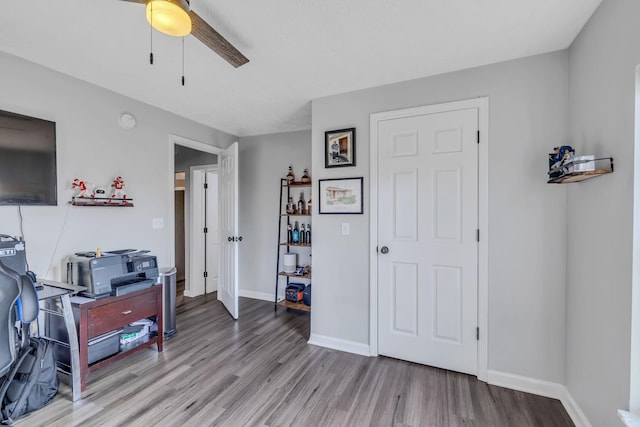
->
[[17, 294, 574, 427]]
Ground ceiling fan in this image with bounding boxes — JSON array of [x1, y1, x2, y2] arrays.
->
[[120, 0, 249, 68]]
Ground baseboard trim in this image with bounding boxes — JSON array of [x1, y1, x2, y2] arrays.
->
[[487, 370, 591, 427], [183, 289, 199, 298], [559, 387, 592, 427], [307, 333, 371, 357], [238, 290, 273, 302]]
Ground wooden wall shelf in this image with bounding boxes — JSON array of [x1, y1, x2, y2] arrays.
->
[[71, 197, 134, 207], [282, 181, 312, 187], [278, 271, 311, 279], [547, 157, 613, 184], [277, 300, 311, 312], [547, 169, 613, 184]]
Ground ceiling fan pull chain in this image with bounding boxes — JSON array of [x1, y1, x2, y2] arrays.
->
[[149, 2, 154, 65], [182, 37, 185, 86]]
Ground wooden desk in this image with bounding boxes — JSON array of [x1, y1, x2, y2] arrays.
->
[[75, 285, 163, 391]]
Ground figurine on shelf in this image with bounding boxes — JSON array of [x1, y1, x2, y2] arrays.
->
[[109, 176, 127, 204], [549, 145, 575, 179], [549, 145, 575, 169], [301, 168, 311, 184], [71, 178, 92, 198], [286, 166, 295, 184]]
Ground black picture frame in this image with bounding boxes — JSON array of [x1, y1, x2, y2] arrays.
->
[[318, 177, 364, 214], [325, 128, 356, 168]]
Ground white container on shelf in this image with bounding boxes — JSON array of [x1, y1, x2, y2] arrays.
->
[[569, 155, 595, 173], [283, 253, 297, 273]]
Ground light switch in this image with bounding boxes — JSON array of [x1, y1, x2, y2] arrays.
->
[[152, 218, 164, 229], [341, 222, 350, 236]]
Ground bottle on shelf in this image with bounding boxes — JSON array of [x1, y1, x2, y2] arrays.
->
[[286, 166, 295, 184], [298, 192, 305, 215], [300, 224, 306, 244], [287, 224, 293, 243], [305, 224, 311, 244], [292, 221, 300, 243], [307, 199, 312, 215], [286, 197, 295, 214], [301, 168, 311, 184]]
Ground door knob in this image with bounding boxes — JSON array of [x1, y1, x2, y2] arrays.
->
[[380, 246, 389, 254]]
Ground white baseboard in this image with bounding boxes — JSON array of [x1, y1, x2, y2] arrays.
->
[[238, 289, 273, 302], [307, 333, 371, 357], [487, 370, 591, 427], [183, 289, 199, 298], [618, 409, 640, 427], [559, 387, 592, 427]]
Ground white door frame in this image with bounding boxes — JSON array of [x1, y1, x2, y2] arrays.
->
[[168, 134, 224, 295], [369, 97, 489, 382], [188, 164, 219, 297]]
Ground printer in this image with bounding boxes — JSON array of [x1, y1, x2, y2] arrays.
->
[[67, 249, 159, 298]]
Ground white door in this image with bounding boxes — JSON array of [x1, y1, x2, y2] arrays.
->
[[219, 142, 239, 319], [188, 166, 218, 297], [188, 168, 205, 297], [205, 171, 219, 294], [377, 108, 478, 375]]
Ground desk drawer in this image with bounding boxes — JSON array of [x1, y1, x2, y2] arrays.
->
[[87, 291, 158, 338]]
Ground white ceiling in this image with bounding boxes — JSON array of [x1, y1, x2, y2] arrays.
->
[[0, 0, 601, 137]]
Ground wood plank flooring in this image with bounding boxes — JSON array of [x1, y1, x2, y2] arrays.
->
[[17, 295, 574, 427]]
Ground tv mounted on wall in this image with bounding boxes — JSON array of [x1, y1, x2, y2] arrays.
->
[[0, 109, 57, 206]]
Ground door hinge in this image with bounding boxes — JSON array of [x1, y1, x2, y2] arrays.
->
[[204, 183, 208, 189], [476, 229, 480, 242], [476, 327, 480, 341], [204, 271, 208, 278], [204, 227, 208, 233], [477, 130, 480, 144]]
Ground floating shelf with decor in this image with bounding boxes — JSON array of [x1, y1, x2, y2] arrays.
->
[[70, 197, 134, 207], [547, 155, 614, 184]]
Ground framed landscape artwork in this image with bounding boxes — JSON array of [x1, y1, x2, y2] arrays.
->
[[318, 177, 363, 214], [325, 128, 355, 168]]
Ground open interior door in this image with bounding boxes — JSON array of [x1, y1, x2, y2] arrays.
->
[[219, 142, 239, 319]]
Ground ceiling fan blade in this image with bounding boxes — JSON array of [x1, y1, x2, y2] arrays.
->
[[189, 10, 249, 68]]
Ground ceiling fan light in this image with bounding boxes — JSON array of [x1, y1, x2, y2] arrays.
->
[[146, 0, 192, 37]]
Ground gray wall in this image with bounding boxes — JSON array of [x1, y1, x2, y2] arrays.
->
[[566, 1, 638, 425], [0, 50, 236, 278], [175, 145, 218, 171], [311, 51, 569, 383], [238, 130, 311, 299]]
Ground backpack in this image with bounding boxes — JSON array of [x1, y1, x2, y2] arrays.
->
[[0, 337, 58, 425]]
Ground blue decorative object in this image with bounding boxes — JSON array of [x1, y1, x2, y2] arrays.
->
[[549, 145, 575, 178]]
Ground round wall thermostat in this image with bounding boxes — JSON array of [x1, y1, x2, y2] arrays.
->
[[119, 113, 137, 129]]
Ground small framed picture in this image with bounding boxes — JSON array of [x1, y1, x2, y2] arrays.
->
[[325, 128, 355, 168], [318, 177, 363, 214]]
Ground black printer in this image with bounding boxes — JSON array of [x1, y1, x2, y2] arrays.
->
[[67, 249, 159, 298]]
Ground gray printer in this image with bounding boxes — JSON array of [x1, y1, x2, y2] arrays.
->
[[67, 249, 159, 298]]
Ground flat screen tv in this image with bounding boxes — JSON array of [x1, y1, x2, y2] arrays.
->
[[0, 110, 57, 206]]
